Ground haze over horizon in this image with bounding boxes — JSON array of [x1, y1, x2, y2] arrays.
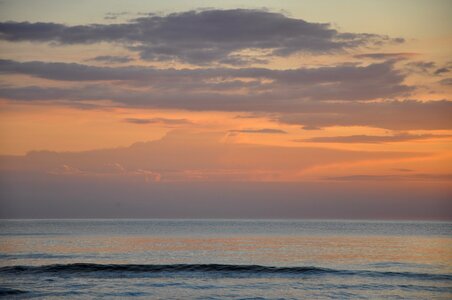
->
[[0, 0, 451, 219]]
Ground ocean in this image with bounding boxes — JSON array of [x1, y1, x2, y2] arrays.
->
[[0, 219, 451, 299]]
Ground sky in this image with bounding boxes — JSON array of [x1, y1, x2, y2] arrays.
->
[[0, 0, 451, 219]]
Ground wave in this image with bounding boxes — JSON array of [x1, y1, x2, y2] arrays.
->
[[0, 263, 325, 274], [0, 263, 451, 281], [0, 287, 28, 296], [0, 253, 75, 260]]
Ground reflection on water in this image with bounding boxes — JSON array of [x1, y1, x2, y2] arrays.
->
[[1, 235, 452, 272], [0, 219, 451, 299]]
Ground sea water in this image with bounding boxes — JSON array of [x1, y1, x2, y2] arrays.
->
[[0, 219, 451, 299]]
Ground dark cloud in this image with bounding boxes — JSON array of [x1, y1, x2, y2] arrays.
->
[[0, 59, 448, 131], [405, 61, 452, 76], [354, 52, 417, 60], [0, 85, 110, 101], [88, 55, 133, 64], [434, 67, 450, 75], [124, 117, 192, 125], [297, 133, 451, 144], [229, 128, 287, 134], [0, 59, 412, 101], [0, 9, 402, 65]]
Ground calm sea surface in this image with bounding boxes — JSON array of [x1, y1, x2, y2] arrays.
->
[[0, 219, 451, 299]]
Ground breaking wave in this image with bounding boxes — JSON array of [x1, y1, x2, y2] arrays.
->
[[1, 263, 451, 281]]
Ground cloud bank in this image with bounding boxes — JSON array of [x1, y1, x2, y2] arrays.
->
[[0, 9, 402, 65]]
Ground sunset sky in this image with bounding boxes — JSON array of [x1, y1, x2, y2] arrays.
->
[[0, 0, 451, 219]]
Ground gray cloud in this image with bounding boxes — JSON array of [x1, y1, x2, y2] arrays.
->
[[405, 61, 436, 74], [0, 58, 448, 131], [277, 100, 452, 130], [104, 12, 132, 21], [301, 125, 322, 131], [0, 84, 111, 101], [233, 114, 263, 119], [354, 52, 416, 60], [229, 128, 287, 134], [297, 133, 451, 144], [88, 55, 133, 64], [405, 61, 452, 76], [0, 59, 412, 101], [0, 9, 402, 65], [0, 81, 449, 130], [124, 117, 192, 125], [434, 67, 450, 75]]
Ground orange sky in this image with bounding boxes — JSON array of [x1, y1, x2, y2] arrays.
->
[[0, 1, 451, 219]]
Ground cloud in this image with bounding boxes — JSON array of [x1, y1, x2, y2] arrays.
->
[[277, 100, 452, 130], [0, 130, 424, 182], [0, 9, 402, 65], [0, 84, 111, 101], [47, 162, 162, 182], [405, 61, 452, 76], [439, 78, 452, 86], [229, 128, 287, 134], [354, 52, 417, 60], [405, 61, 436, 73], [234, 114, 262, 119], [392, 168, 414, 172], [301, 125, 322, 131], [0, 59, 412, 101], [326, 173, 452, 182], [88, 55, 133, 64], [0, 84, 449, 131], [49, 164, 83, 175], [434, 67, 450, 75], [297, 133, 451, 144], [0, 59, 448, 131], [104, 12, 132, 21], [124, 117, 192, 125]]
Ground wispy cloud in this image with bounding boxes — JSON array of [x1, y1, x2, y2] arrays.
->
[[434, 67, 450, 75], [87, 55, 133, 64], [229, 128, 287, 134], [297, 133, 451, 144], [326, 173, 452, 182], [439, 78, 452, 86], [124, 117, 192, 125], [277, 100, 452, 130], [354, 52, 417, 60]]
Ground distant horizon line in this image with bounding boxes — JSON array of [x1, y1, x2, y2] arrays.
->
[[1, 218, 451, 223]]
